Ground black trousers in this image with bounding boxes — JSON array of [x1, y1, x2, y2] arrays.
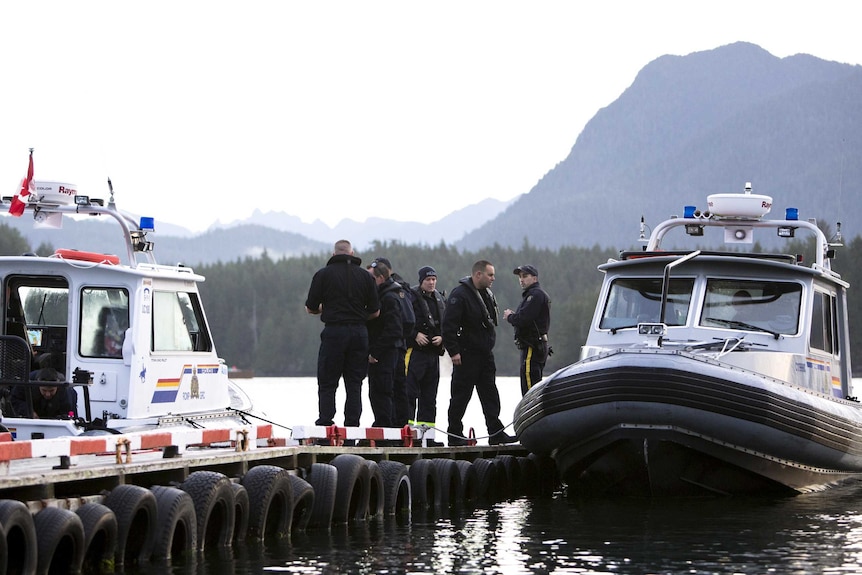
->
[[368, 346, 398, 427], [316, 324, 368, 427], [447, 349, 503, 438], [519, 345, 546, 396], [405, 348, 440, 425]]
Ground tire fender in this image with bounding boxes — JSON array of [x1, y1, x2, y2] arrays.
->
[[378, 460, 411, 516], [330, 454, 370, 524], [231, 482, 250, 542], [364, 460, 385, 520], [454, 460, 478, 504], [241, 465, 293, 540], [103, 484, 157, 566], [180, 471, 236, 551], [0, 499, 37, 575], [517, 456, 540, 497], [471, 458, 498, 501], [431, 459, 462, 508], [494, 455, 522, 500], [33, 506, 85, 575], [150, 486, 198, 560], [75, 503, 118, 575], [288, 475, 314, 532], [408, 459, 436, 509], [306, 463, 337, 529]]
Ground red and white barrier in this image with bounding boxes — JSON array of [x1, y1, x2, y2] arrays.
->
[[291, 424, 438, 446]]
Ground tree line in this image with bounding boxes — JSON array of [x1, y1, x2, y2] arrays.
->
[[1, 222, 860, 377]]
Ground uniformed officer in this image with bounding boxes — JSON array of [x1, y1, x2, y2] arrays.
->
[[503, 264, 551, 396]]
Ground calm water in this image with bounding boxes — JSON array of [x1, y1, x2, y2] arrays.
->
[[133, 377, 862, 575]]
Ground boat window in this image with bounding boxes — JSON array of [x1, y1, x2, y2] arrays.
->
[[810, 292, 837, 354], [700, 279, 801, 335], [600, 278, 694, 330], [152, 291, 212, 353], [5, 277, 70, 374], [79, 288, 130, 359]]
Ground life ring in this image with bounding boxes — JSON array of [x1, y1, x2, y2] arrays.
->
[[33, 506, 85, 574], [0, 499, 37, 574], [75, 503, 118, 575], [431, 458, 462, 509], [54, 248, 120, 265], [103, 484, 157, 566], [306, 463, 337, 528], [364, 460, 385, 520], [471, 458, 499, 501], [240, 465, 293, 540], [454, 460, 478, 504], [179, 471, 235, 551], [407, 459, 437, 510], [150, 486, 197, 560], [377, 460, 411, 517], [288, 475, 315, 532], [330, 454, 370, 524], [230, 482, 250, 542]]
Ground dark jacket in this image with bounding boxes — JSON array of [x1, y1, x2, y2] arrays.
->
[[367, 278, 404, 358], [305, 253, 379, 324], [411, 285, 446, 354], [506, 282, 551, 347], [442, 276, 498, 356]]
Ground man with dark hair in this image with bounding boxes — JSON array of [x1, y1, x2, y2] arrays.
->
[[305, 240, 380, 428], [11, 367, 75, 419], [442, 260, 516, 446], [366, 260, 403, 428], [406, 265, 446, 438], [504, 265, 552, 396]]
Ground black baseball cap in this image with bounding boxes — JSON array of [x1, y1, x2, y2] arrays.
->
[[513, 265, 538, 277]]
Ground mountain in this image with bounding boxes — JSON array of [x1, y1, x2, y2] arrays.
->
[[212, 196, 517, 248], [457, 42, 862, 251]]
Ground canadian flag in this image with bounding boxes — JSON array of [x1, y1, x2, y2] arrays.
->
[[9, 149, 34, 217]]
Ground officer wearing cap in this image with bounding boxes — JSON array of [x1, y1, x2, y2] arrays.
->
[[504, 265, 552, 396], [406, 265, 446, 439]]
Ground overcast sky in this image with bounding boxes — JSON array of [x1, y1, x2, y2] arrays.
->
[[1, 1, 859, 232]]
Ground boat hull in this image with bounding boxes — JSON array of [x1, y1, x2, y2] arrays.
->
[[514, 349, 862, 496]]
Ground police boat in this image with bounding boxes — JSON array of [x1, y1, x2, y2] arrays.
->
[[514, 184, 857, 496], [0, 180, 253, 440]]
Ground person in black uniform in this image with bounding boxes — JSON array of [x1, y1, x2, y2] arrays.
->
[[504, 265, 552, 396], [442, 260, 516, 446], [305, 240, 380, 428], [406, 266, 446, 434], [366, 260, 403, 428], [11, 367, 75, 419]]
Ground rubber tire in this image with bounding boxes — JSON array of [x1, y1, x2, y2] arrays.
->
[[454, 460, 478, 504], [231, 482, 250, 542], [288, 475, 314, 532], [150, 486, 197, 560], [472, 458, 498, 501], [241, 465, 293, 540], [494, 455, 522, 500], [306, 463, 337, 529], [0, 499, 36, 575], [33, 506, 85, 575], [364, 460, 385, 521], [103, 484, 157, 566], [75, 503, 118, 575], [517, 456, 540, 497], [378, 460, 411, 516], [529, 452, 559, 496], [180, 470, 236, 551], [0, 522, 7, 575], [330, 454, 370, 524], [431, 458, 462, 509], [408, 459, 436, 509]]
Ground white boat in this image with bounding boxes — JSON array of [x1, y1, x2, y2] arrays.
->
[[514, 184, 856, 496], [0, 182, 252, 440]]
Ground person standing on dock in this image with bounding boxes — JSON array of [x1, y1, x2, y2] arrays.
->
[[406, 265, 446, 442], [442, 260, 516, 446], [366, 260, 403, 428], [504, 265, 552, 396], [305, 240, 380, 429]]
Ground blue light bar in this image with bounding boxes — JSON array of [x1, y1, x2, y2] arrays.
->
[[785, 208, 798, 221], [683, 205, 697, 218], [140, 217, 155, 231]]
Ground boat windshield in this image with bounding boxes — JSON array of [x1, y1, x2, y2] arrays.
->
[[700, 279, 801, 335], [600, 278, 694, 330]]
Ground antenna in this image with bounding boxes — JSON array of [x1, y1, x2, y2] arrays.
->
[[107, 178, 116, 210], [829, 222, 844, 247], [638, 216, 648, 243]]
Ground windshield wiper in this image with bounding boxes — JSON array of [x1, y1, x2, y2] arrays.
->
[[703, 317, 781, 340]]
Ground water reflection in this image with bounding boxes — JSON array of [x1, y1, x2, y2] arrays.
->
[[126, 480, 862, 575]]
